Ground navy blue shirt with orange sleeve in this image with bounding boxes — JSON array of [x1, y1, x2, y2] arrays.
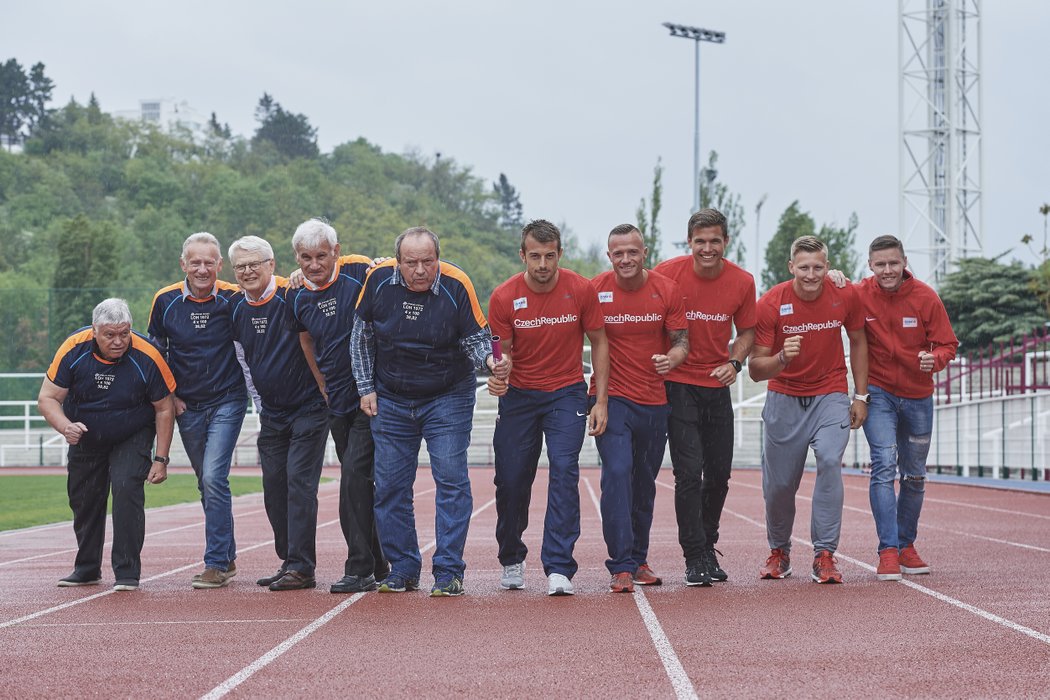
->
[[147, 280, 247, 409], [47, 328, 177, 447], [290, 255, 371, 416], [230, 278, 324, 419], [354, 260, 488, 400]]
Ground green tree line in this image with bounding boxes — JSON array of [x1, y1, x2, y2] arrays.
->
[[0, 64, 606, 373]]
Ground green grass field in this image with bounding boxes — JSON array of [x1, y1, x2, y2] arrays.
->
[[0, 474, 266, 531]]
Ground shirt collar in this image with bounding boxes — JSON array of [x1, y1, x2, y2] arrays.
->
[[392, 263, 442, 295], [181, 279, 218, 300], [303, 261, 340, 291], [244, 276, 277, 304]]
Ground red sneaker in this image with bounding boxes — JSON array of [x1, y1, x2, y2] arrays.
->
[[759, 548, 792, 579], [811, 550, 843, 584], [899, 544, 931, 574], [876, 548, 902, 581], [633, 564, 662, 586], [610, 572, 634, 593]]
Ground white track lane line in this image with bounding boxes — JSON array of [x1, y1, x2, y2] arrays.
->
[[732, 480, 1050, 554], [200, 495, 495, 700], [23, 618, 313, 628], [0, 485, 440, 629], [0, 506, 269, 568], [582, 476, 698, 700], [0, 484, 428, 569], [842, 483, 1050, 521], [655, 480, 1050, 647]]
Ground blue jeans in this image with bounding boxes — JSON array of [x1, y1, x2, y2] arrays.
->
[[863, 386, 933, 553], [595, 397, 669, 574], [177, 398, 247, 570], [371, 379, 474, 580], [493, 382, 587, 578]]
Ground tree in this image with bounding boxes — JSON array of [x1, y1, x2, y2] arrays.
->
[[818, 212, 861, 281], [208, 111, 231, 139], [492, 173, 524, 231], [762, 200, 814, 290], [635, 157, 663, 268], [762, 200, 861, 292], [50, 215, 122, 340], [0, 58, 29, 149], [25, 62, 53, 134], [252, 93, 318, 159], [693, 150, 746, 264], [940, 256, 1048, 353]]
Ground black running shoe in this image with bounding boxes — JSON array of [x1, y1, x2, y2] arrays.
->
[[704, 549, 728, 582], [684, 560, 712, 587]]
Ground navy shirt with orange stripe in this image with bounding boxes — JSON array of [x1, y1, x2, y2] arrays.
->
[[47, 328, 177, 447], [353, 260, 488, 400], [231, 278, 323, 419], [148, 280, 247, 408], [290, 255, 371, 416]]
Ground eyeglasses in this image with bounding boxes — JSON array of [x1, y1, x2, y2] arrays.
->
[[233, 258, 272, 274]]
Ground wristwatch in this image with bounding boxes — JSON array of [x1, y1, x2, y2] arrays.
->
[[853, 393, 871, 404], [152, 455, 170, 465], [728, 359, 742, 374]]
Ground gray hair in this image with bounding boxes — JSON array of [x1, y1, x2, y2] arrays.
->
[[395, 227, 440, 261], [92, 298, 133, 328], [292, 218, 338, 252], [181, 232, 222, 262], [228, 235, 274, 262]]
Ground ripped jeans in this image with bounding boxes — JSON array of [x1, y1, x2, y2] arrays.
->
[[863, 386, 933, 553]]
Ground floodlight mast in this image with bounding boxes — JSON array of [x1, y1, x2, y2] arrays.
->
[[663, 22, 726, 213]]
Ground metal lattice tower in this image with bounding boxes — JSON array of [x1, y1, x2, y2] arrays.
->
[[899, 0, 983, 285]]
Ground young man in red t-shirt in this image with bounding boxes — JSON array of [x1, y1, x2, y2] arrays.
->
[[488, 219, 610, 596], [830, 236, 958, 581], [591, 225, 688, 593], [749, 235, 869, 584], [653, 209, 755, 586]]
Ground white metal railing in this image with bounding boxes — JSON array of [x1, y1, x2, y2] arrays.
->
[[3, 373, 1048, 478]]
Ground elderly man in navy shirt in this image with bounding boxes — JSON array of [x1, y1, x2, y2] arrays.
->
[[38, 298, 176, 591], [149, 232, 248, 590], [351, 227, 508, 597], [229, 236, 329, 591]]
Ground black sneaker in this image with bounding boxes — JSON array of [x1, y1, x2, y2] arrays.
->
[[57, 572, 102, 587], [330, 574, 377, 593], [684, 560, 712, 587], [704, 549, 729, 582], [256, 569, 286, 587]]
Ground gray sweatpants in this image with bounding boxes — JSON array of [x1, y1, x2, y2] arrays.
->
[[761, 391, 851, 554]]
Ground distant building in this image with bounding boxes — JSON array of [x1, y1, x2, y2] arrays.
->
[[114, 98, 209, 139]]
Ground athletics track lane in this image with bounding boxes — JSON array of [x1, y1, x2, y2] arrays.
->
[[0, 468, 1047, 697]]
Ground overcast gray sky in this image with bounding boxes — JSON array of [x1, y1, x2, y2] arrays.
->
[[5, 1, 1047, 282]]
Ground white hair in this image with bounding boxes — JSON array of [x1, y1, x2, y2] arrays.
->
[[181, 232, 222, 261], [228, 235, 274, 262], [92, 298, 133, 328], [292, 218, 338, 253]]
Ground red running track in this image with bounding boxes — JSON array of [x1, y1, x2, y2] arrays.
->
[[0, 468, 1048, 697]]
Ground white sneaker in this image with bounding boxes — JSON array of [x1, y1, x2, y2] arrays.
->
[[547, 573, 574, 596], [500, 562, 525, 590], [113, 581, 139, 592]]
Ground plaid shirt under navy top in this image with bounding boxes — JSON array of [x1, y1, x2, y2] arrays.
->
[[351, 261, 491, 398]]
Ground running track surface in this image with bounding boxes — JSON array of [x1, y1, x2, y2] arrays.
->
[[1, 468, 1048, 698]]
